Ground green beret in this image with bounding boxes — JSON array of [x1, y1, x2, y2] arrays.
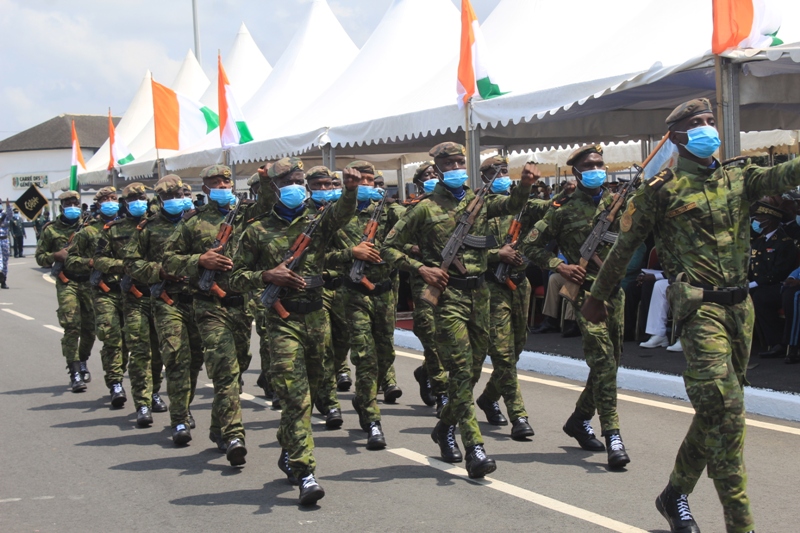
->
[[751, 200, 786, 220], [246, 173, 260, 187], [413, 161, 435, 183], [429, 142, 466, 159], [566, 144, 604, 166], [199, 164, 232, 180], [121, 182, 148, 198], [154, 175, 184, 194], [58, 191, 80, 202], [480, 155, 509, 172], [306, 166, 334, 180], [345, 160, 376, 175], [94, 186, 117, 202], [665, 98, 714, 127], [268, 157, 304, 179]]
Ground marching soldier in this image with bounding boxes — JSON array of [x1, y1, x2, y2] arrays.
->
[[229, 157, 358, 505], [66, 187, 129, 408], [581, 98, 800, 533], [383, 142, 534, 479], [35, 191, 95, 391]]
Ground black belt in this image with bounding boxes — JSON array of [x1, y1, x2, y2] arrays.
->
[[280, 299, 323, 315], [485, 269, 526, 286], [323, 276, 342, 290], [343, 277, 394, 296], [177, 293, 194, 305], [669, 278, 750, 306], [64, 272, 90, 283], [447, 274, 485, 290], [193, 292, 245, 307]]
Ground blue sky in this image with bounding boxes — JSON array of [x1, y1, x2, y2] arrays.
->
[[0, 0, 499, 141]]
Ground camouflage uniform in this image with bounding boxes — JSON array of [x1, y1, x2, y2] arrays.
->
[[591, 151, 800, 532], [409, 273, 447, 395], [35, 211, 95, 366]]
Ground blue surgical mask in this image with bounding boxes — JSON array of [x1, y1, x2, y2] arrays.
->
[[127, 200, 148, 217], [311, 190, 331, 204], [357, 185, 374, 202], [370, 188, 385, 201], [279, 184, 307, 209], [441, 168, 468, 189], [63, 206, 81, 220], [329, 189, 342, 201], [751, 219, 764, 234], [491, 176, 512, 193], [422, 179, 437, 193], [162, 199, 185, 216], [679, 126, 721, 159], [99, 201, 120, 217], [577, 169, 606, 189], [183, 197, 194, 211], [208, 188, 235, 206]]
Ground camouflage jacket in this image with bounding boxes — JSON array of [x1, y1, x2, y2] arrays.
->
[[65, 215, 118, 281], [487, 194, 553, 275], [93, 216, 143, 278], [122, 211, 187, 291], [382, 181, 531, 276], [591, 156, 800, 301], [521, 186, 617, 284], [228, 187, 357, 303], [330, 200, 406, 283], [35, 215, 81, 268]]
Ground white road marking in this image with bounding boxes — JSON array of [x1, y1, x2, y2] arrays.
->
[[43, 274, 55, 284], [390, 448, 647, 533], [31, 496, 55, 500], [44, 325, 64, 334], [0, 498, 22, 503], [0, 302, 12, 305], [8, 262, 29, 266], [395, 349, 800, 437], [2, 308, 34, 321]]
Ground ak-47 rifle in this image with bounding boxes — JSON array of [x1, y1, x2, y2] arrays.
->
[[120, 274, 143, 298], [349, 189, 388, 290], [559, 133, 670, 302], [260, 203, 332, 319], [51, 233, 77, 284], [493, 204, 527, 291], [197, 196, 244, 298], [90, 238, 111, 293], [150, 279, 175, 306], [421, 165, 503, 307]]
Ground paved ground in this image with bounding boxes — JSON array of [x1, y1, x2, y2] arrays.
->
[[1, 258, 799, 532]]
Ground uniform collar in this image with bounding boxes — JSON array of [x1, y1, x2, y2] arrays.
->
[[677, 156, 721, 177]]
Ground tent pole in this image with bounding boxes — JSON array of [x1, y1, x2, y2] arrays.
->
[[465, 99, 481, 189], [396, 157, 406, 203], [715, 56, 741, 160]]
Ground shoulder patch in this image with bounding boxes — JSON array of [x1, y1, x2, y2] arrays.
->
[[646, 168, 674, 191], [552, 195, 571, 209]]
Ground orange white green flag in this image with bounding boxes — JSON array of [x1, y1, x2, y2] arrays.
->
[[69, 120, 86, 191], [712, 0, 782, 54], [107, 109, 134, 169], [218, 54, 253, 148], [151, 79, 219, 151], [456, 0, 505, 108]]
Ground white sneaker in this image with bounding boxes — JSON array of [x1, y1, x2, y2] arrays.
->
[[639, 335, 669, 348], [667, 339, 683, 352]]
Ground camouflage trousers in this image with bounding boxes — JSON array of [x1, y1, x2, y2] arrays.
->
[[317, 287, 345, 412], [668, 299, 754, 533], [153, 298, 204, 429], [411, 275, 447, 395], [572, 289, 624, 433], [268, 306, 328, 479], [480, 277, 531, 421], [344, 282, 398, 423], [55, 279, 95, 365], [193, 298, 250, 444], [94, 289, 128, 388], [436, 284, 490, 448], [123, 293, 163, 409]]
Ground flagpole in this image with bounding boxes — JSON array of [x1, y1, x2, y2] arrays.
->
[[464, 98, 480, 189]]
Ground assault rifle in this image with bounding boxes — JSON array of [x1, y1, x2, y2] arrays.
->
[[51, 234, 76, 284], [120, 274, 143, 298], [197, 196, 244, 298], [260, 203, 332, 318], [150, 279, 175, 306], [349, 189, 388, 290], [421, 165, 502, 306], [89, 238, 111, 293], [493, 204, 527, 290]]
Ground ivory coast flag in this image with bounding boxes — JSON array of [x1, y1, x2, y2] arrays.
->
[[712, 0, 783, 54], [107, 109, 134, 169], [456, 0, 505, 108], [69, 120, 86, 191], [218, 54, 253, 148], [152, 79, 219, 150]]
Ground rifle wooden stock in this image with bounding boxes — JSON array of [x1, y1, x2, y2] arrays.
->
[[421, 285, 441, 307], [129, 285, 143, 298], [559, 257, 589, 303], [159, 291, 174, 306], [98, 280, 111, 293], [208, 282, 227, 299], [57, 271, 69, 284], [505, 278, 518, 291]]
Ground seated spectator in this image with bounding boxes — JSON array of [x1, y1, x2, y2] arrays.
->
[[781, 267, 800, 364], [531, 272, 579, 337], [749, 199, 799, 358], [638, 275, 682, 352]]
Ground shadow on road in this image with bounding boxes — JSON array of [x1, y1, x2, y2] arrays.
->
[[322, 464, 461, 488], [168, 480, 306, 514], [2, 385, 72, 397]]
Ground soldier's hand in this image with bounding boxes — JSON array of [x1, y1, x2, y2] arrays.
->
[[263, 260, 306, 289], [520, 163, 541, 187], [198, 245, 234, 272], [342, 168, 361, 191], [419, 266, 448, 292], [498, 244, 523, 266], [159, 267, 185, 283], [53, 249, 68, 262], [581, 295, 608, 324], [556, 263, 586, 285], [353, 241, 381, 263]]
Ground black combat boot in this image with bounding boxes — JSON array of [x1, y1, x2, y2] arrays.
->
[[352, 397, 369, 432], [187, 410, 196, 429], [325, 408, 343, 430], [278, 449, 299, 485], [435, 394, 448, 419], [79, 360, 91, 383], [476, 394, 508, 426], [465, 444, 497, 479], [226, 438, 247, 467], [336, 372, 352, 392], [209, 431, 226, 453], [172, 423, 192, 446], [431, 421, 462, 463], [298, 474, 325, 506], [136, 405, 153, 427], [413, 365, 436, 406], [0, 272, 8, 289], [68, 362, 87, 393], [562, 411, 605, 451], [510, 417, 535, 440], [383, 383, 403, 404], [151, 393, 167, 412], [603, 429, 630, 469], [109, 382, 127, 408], [366, 421, 387, 450], [655, 483, 701, 533]]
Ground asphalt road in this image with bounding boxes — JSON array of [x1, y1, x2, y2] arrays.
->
[[1, 258, 799, 532]]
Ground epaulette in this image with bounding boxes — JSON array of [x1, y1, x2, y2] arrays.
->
[[136, 216, 155, 231], [646, 168, 674, 191], [182, 209, 198, 221], [721, 155, 750, 168]]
